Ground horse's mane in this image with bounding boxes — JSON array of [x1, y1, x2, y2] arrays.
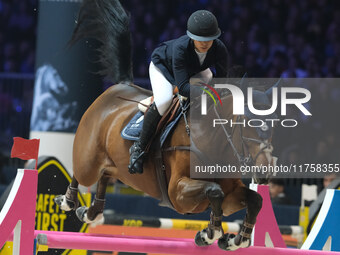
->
[[69, 0, 133, 84]]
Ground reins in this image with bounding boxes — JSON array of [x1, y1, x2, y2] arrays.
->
[[163, 96, 273, 168], [117, 96, 149, 108], [162, 96, 212, 164]]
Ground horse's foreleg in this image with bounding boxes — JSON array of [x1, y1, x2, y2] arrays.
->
[[196, 182, 225, 246], [54, 177, 79, 211], [169, 177, 224, 246], [76, 171, 111, 225], [218, 187, 262, 251]]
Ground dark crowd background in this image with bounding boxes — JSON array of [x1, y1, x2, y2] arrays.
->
[[1, 0, 340, 204]]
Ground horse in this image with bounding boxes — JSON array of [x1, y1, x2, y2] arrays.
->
[[55, 0, 277, 251]]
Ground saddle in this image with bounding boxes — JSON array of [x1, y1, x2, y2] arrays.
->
[[121, 95, 182, 149]]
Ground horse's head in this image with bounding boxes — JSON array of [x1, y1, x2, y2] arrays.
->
[[35, 64, 68, 95], [236, 81, 279, 183], [190, 79, 279, 183]]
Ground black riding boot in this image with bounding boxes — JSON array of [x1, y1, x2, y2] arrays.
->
[[128, 103, 162, 174]]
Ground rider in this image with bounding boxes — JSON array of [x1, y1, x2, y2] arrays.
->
[[128, 10, 228, 174]]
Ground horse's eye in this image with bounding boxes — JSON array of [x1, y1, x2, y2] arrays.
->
[[261, 123, 269, 132]]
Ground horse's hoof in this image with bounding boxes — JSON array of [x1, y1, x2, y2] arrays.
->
[[76, 206, 88, 222], [194, 228, 223, 247], [89, 213, 105, 227], [195, 230, 210, 246], [218, 233, 250, 251], [54, 195, 75, 211], [76, 206, 105, 224]]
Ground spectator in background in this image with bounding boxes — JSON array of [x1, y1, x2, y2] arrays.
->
[[323, 173, 337, 189], [2, 0, 340, 81], [317, 173, 340, 194], [269, 179, 292, 205], [281, 56, 307, 78]]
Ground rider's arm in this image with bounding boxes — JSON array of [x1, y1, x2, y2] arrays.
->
[[172, 45, 191, 98]]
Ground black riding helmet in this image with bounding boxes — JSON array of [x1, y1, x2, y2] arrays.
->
[[186, 10, 221, 41]]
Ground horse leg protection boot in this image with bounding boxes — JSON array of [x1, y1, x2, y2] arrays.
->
[[128, 103, 161, 174]]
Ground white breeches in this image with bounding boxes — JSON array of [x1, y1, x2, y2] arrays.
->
[[149, 61, 212, 116]]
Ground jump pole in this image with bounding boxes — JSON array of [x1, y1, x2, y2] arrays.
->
[[102, 212, 304, 236], [34, 231, 340, 255]]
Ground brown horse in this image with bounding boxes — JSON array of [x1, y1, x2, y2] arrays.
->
[[55, 0, 276, 251]]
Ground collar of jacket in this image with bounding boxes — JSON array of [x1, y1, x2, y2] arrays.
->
[[188, 39, 216, 68]]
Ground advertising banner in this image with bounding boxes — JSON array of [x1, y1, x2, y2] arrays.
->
[[30, 0, 102, 171]]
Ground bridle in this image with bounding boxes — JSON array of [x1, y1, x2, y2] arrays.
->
[[212, 106, 273, 168], [164, 99, 274, 169]]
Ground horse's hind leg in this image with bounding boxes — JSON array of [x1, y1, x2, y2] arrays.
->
[[55, 177, 79, 211], [218, 186, 262, 251], [75, 170, 111, 224], [169, 177, 224, 246]]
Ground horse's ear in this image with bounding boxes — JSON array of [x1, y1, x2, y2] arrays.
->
[[265, 78, 281, 99], [240, 72, 248, 94]]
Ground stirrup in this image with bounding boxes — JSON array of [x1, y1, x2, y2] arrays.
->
[[128, 150, 145, 174]]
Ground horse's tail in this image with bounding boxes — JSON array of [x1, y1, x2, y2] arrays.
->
[[70, 0, 133, 84]]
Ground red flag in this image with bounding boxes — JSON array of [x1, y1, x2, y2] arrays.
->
[[11, 137, 40, 161]]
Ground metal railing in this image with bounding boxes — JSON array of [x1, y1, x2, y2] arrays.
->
[[0, 73, 35, 153]]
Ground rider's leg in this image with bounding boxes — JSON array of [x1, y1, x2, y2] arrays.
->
[[149, 62, 173, 116], [128, 103, 161, 173], [128, 62, 172, 174]]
